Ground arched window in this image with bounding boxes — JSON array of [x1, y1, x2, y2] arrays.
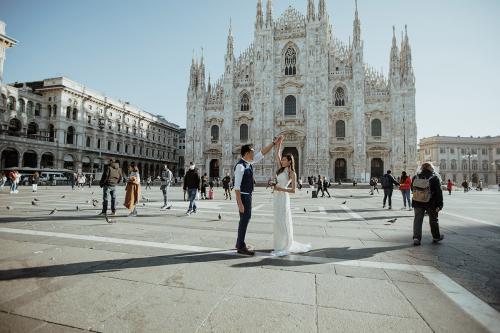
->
[[335, 120, 346, 138], [48, 105, 52, 117], [451, 160, 457, 170], [66, 126, 75, 144], [72, 108, 78, 121], [211, 125, 219, 142], [440, 159, 446, 170], [48, 124, 55, 140], [240, 124, 248, 142], [371, 119, 382, 137], [66, 106, 71, 119], [27, 122, 38, 136], [8, 118, 22, 132], [462, 160, 467, 170], [86, 136, 91, 147], [52, 104, 57, 117], [284, 95, 296, 116], [27, 101, 34, 116], [18, 99, 25, 112], [240, 93, 250, 111], [284, 47, 297, 76], [482, 160, 489, 171], [472, 160, 478, 170], [334, 87, 346, 106], [7, 96, 15, 111]]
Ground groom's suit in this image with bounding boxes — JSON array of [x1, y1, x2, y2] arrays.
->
[[234, 151, 264, 249]]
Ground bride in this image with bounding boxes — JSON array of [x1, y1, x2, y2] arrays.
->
[[270, 136, 311, 257]]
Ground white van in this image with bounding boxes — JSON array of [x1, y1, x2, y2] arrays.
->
[[40, 172, 68, 184]]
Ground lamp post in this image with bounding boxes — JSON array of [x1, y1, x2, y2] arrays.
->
[[97, 116, 105, 173], [462, 150, 478, 184]]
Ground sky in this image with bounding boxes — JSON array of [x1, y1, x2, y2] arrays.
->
[[2, 0, 500, 139]]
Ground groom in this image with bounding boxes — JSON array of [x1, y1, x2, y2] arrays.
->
[[234, 136, 282, 255]]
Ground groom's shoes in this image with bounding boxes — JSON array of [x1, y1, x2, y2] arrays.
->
[[235, 245, 255, 256]]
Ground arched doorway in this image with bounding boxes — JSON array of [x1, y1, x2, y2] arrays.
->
[[1, 148, 19, 169], [209, 159, 220, 179], [22, 150, 38, 168], [371, 158, 384, 179], [41, 152, 55, 169], [122, 161, 129, 175], [334, 158, 347, 182], [82, 156, 91, 172], [150, 164, 154, 178], [472, 173, 478, 184], [63, 154, 74, 170], [282, 147, 299, 178]]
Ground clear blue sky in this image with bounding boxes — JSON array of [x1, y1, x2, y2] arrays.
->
[[2, 0, 499, 139]]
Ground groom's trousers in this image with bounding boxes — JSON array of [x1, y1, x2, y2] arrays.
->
[[236, 194, 252, 248]]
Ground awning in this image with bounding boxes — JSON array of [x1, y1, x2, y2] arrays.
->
[[82, 156, 91, 163], [63, 155, 74, 162]]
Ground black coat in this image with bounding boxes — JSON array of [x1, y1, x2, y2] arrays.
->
[[411, 170, 444, 210], [183, 169, 200, 190]]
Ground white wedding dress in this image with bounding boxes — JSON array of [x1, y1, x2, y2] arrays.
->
[[271, 169, 312, 257]]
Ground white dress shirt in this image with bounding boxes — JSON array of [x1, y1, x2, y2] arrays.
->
[[234, 150, 264, 193]]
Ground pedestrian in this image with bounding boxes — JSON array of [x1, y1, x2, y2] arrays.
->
[[298, 177, 303, 190], [208, 178, 214, 200], [223, 172, 232, 200], [78, 174, 85, 189], [146, 176, 152, 190], [88, 174, 93, 188], [70, 173, 76, 190], [322, 176, 331, 198], [200, 173, 208, 200], [234, 139, 277, 255], [31, 172, 40, 192], [99, 159, 123, 216], [411, 162, 444, 246], [8, 169, 18, 194], [316, 175, 324, 198], [160, 163, 173, 209], [183, 162, 200, 215], [124, 162, 141, 217], [369, 177, 376, 195], [461, 180, 468, 193], [380, 170, 400, 209], [0, 173, 6, 190], [446, 179, 453, 195], [478, 180, 483, 191], [353, 179, 357, 187], [399, 171, 412, 210]]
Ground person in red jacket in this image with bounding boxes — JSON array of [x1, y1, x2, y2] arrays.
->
[[446, 179, 453, 195], [399, 171, 412, 210]]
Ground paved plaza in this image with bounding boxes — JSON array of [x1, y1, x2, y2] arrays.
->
[[0, 184, 499, 332]]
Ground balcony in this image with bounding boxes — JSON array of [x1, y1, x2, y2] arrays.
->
[[0, 129, 55, 143]]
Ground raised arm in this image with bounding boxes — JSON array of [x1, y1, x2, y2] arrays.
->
[[274, 139, 283, 169]]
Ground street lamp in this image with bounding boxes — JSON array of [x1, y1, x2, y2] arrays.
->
[[462, 150, 478, 184]]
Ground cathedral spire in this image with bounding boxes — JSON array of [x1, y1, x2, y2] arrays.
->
[[353, 0, 361, 48], [266, 0, 273, 28], [400, 25, 413, 79], [256, 0, 263, 29], [307, 0, 315, 22], [389, 26, 400, 78], [199, 47, 205, 89], [318, 0, 326, 20], [226, 19, 234, 60]]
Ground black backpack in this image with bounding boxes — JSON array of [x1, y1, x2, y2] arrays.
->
[[380, 175, 391, 188]]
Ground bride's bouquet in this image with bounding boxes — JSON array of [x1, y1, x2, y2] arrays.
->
[[268, 178, 278, 193]]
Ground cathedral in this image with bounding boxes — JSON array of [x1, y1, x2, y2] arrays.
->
[[185, 0, 417, 183]]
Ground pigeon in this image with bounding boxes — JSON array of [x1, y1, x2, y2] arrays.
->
[[218, 213, 222, 220], [92, 201, 97, 207], [387, 218, 397, 223], [142, 203, 146, 207], [61, 195, 65, 199], [33, 198, 40, 201], [91, 192, 94, 195], [342, 201, 347, 205], [49, 208, 57, 215], [350, 195, 353, 198], [303, 208, 307, 212], [32, 200, 37, 206], [76, 206, 80, 211], [86, 200, 90, 204], [6, 206, 12, 210]]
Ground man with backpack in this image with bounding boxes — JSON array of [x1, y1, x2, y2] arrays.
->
[[380, 170, 399, 209], [99, 159, 123, 216], [411, 162, 444, 246]]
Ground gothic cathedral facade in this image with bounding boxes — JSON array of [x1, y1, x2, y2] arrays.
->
[[185, 0, 417, 182]]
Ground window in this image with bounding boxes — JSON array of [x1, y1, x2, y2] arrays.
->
[[371, 119, 382, 137], [87, 115, 92, 124], [440, 159, 446, 170], [450, 148, 455, 154], [52, 105, 57, 117], [472, 160, 478, 170], [108, 141, 112, 151], [240, 93, 250, 111], [66, 126, 75, 145], [451, 160, 457, 170], [116, 143, 120, 152], [334, 87, 346, 106], [471, 148, 477, 155], [482, 160, 488, 171], [48, 105, 52, 118], [496, 148, 500, 155], [18, 99, 25, 113], [97, 139, 101, 149], [86, 137, 91, 147], [240, 124, 248, 142], [284, 47, 297, 75], [440, 148, 446, 154], [462, 160, 467, 170], [482, 148, 487, 155], [335, 120, 345, 138], [284, 95, 296, 116], [461, 148, 466, 155], [133, 146, 136, 154], [211, 125, 219, 142], [66, 106, 71, 119], [27, 101, 34, 116], [7, 96, 15, 111], [125, 144, 128, 153]]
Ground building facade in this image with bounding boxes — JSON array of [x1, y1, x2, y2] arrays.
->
[[419, 136, 500, 186], [177, 128, 186, 177], [185, 0, 417, 182], [0, 21, 180, 178]]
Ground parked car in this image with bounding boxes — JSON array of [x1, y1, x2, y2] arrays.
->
[[40, 172, 68, 184]]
